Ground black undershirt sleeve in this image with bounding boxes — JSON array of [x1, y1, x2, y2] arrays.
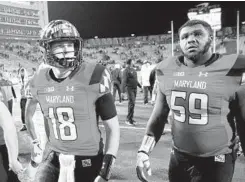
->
[[234, 87, 245, 153], [145, 88, 170, 143], [11, 86, 16, 98], [95, 93, 117, 121]]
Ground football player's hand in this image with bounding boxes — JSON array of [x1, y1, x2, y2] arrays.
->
[[21, 161, 39, 182], [237, 142, 243, 157], [136, 152, 152, 182], [9, 160, 24, 175], [31, 140, 43, 164], [94, 175, 107, 182]]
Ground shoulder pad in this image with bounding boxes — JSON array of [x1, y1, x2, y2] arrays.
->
[[31, 67, 50, 86], [156, 56, 178, 76]]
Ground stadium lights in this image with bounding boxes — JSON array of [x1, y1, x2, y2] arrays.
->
[[131, 34, 135, 37], [187, 4, 222, 53], [210, 8, 221, 13], [188, 12, 197, 18], [187, 4, 222, 31], [94, 36, 98, 39]]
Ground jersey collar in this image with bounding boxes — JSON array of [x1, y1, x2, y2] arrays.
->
[[177, 53, 220, 67]]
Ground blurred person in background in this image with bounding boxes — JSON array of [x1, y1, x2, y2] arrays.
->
[[122, 59, 141, 126], [140, 60, 152, 105], [121, 62, 127, 101], [9, 70, 19, 85], [18, 67, 29, 131], [111, 64, 122, 104], [29, 68, 37, 79], [150, 58, 162, 105]]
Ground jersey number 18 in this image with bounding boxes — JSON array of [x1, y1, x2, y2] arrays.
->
[[48, 107, 77, 141]]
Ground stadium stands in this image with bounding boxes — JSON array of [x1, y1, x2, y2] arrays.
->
[[1, 25, 245, 73]]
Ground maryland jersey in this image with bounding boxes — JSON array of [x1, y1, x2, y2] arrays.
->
[[157, 54, 245, 157], [29, 63, 112, 156]]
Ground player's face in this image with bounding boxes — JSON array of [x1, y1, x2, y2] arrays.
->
[[51, 40, 75, 60], [179, 24, 212, 63], [50, 40, 75, 77]]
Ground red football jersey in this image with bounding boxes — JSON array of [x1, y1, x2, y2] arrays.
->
[[29, 62, 112, 156], [157, 54, 245, 157]]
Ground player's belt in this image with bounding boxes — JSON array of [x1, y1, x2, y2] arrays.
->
[[172, 147, 237, 161]]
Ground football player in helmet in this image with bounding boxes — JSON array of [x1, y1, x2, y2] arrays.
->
[[25, 20, 120, 182], [136, 19, 245, 182], [0, 100, 24, 182]]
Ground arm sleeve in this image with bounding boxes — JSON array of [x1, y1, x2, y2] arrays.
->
[[95, 93, 117, 120], [234, 86, 245, 153], [145, 87, 170, 142], [96, 67, 117, 120]]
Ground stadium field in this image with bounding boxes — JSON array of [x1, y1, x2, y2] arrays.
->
[[13, 92, 245, 182]]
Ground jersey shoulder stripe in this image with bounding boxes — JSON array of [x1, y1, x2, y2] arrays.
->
[[89, 63, 106, 85], [226, 54, 245, 76], [99, 68, 112, 93]]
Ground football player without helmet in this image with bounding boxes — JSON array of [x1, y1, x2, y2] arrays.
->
[[136, 19, 245, 182], [25, 20, 120, 182]]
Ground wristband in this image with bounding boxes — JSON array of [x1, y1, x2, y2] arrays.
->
[[99, 154, 116, 181], [138, 135, 156, 154]]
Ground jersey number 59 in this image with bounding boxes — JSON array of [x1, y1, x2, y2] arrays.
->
[[48, 107, 77, 141], [171, 91, 208, 125]]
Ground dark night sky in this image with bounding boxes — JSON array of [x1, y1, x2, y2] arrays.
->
[[48, 1, 245, 39]]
